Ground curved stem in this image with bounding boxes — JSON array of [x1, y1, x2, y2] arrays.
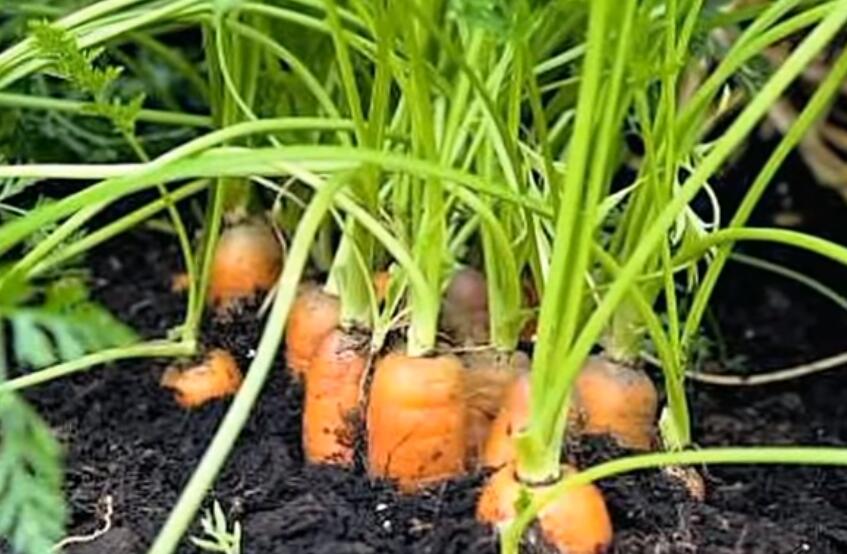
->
[[686, 350, 847, 386], [0, 340, 196, 394], [0, 92, 212, 127]]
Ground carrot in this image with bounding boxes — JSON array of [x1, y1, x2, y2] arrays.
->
[[477, 462, 613, 554], [209, 219, 282, 310], [160, 349, 242, 408], [373, 270, 390, 303], [367, 351, 467, 492], [481, 372, 531, 469], [171, 272, 190, 293], [463, 350, 529, 468], [303, 328, 367, 466], [571, 355, 658, 450], [285, 283, 341, 379], [441, 267, 489, 345]]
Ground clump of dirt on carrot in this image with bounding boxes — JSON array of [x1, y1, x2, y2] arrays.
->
[[160, 349, 242, 408], [208, 218, 282, 311], [477, 462, 613, 554], [285, 283, 341, 379], [302, 328, 368, 466], [366, 351, 467, 492]]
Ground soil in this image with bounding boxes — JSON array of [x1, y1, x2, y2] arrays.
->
[[9, 145, 847, 553]]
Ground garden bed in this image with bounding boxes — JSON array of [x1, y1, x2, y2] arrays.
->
[[16, 155, 847, 554]]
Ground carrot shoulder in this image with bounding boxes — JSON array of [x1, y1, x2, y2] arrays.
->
[[209, 220, 282, 310], [572, 355, 658, 450], [481, 372, 531, 469], [303, 329, 367, 466], [367, 352, 467, 492], [285, 284, 340, 379]]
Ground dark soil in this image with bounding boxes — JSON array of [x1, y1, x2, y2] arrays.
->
[[12, 147, 847, 553]]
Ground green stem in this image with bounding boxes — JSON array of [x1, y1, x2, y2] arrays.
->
[[0, 340, 196, 394], [682, 40, 847, 346], [678, 227, 847, 268], [28, 180, 207, 278], [0, 92, 212, 127]]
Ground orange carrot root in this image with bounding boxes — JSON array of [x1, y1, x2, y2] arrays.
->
[[482, 372, 531, 470], [367, 352, 467, 492], [463, 351, 529, 467], [441, 267, 489, 345], [477, 463, 613, 554], [373, 270, 390, 303], [209, 219, 282, 310], [160, 349, 242, 408], [285, 284, 341, 379], [303, 329, 367, 466], [571, 355, 658, 450], [171, 272, 190, 293]]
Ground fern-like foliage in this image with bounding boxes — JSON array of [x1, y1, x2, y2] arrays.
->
[[0, 274, 136, 553], [190, 501, 242, 554], [0, 393, 65, 554], [1, 277, 137, 369], [30, 22, 145, 135]]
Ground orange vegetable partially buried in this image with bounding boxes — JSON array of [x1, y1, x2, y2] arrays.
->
[[303, 329, 367, 466], [367, 352, 467, 492], [160, 349, 242, 408], [208, 219, 283, 311], [285, 284, 341, 380], [572, 355, 658, 450], [477, 462, 613, 554], [481, 372, 531, 469], [463, 351, 529, 468]]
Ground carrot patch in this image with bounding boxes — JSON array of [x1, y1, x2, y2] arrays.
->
[[463, 351, 529, 468], [209, 219, 282, 310], [571, 355, 658, 450], [477, 463, 613, 554], [367, 352, 467, 492], [285, 284, 340, 379], [160, 349, 242, 408], [303, 329, 367, 466]]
